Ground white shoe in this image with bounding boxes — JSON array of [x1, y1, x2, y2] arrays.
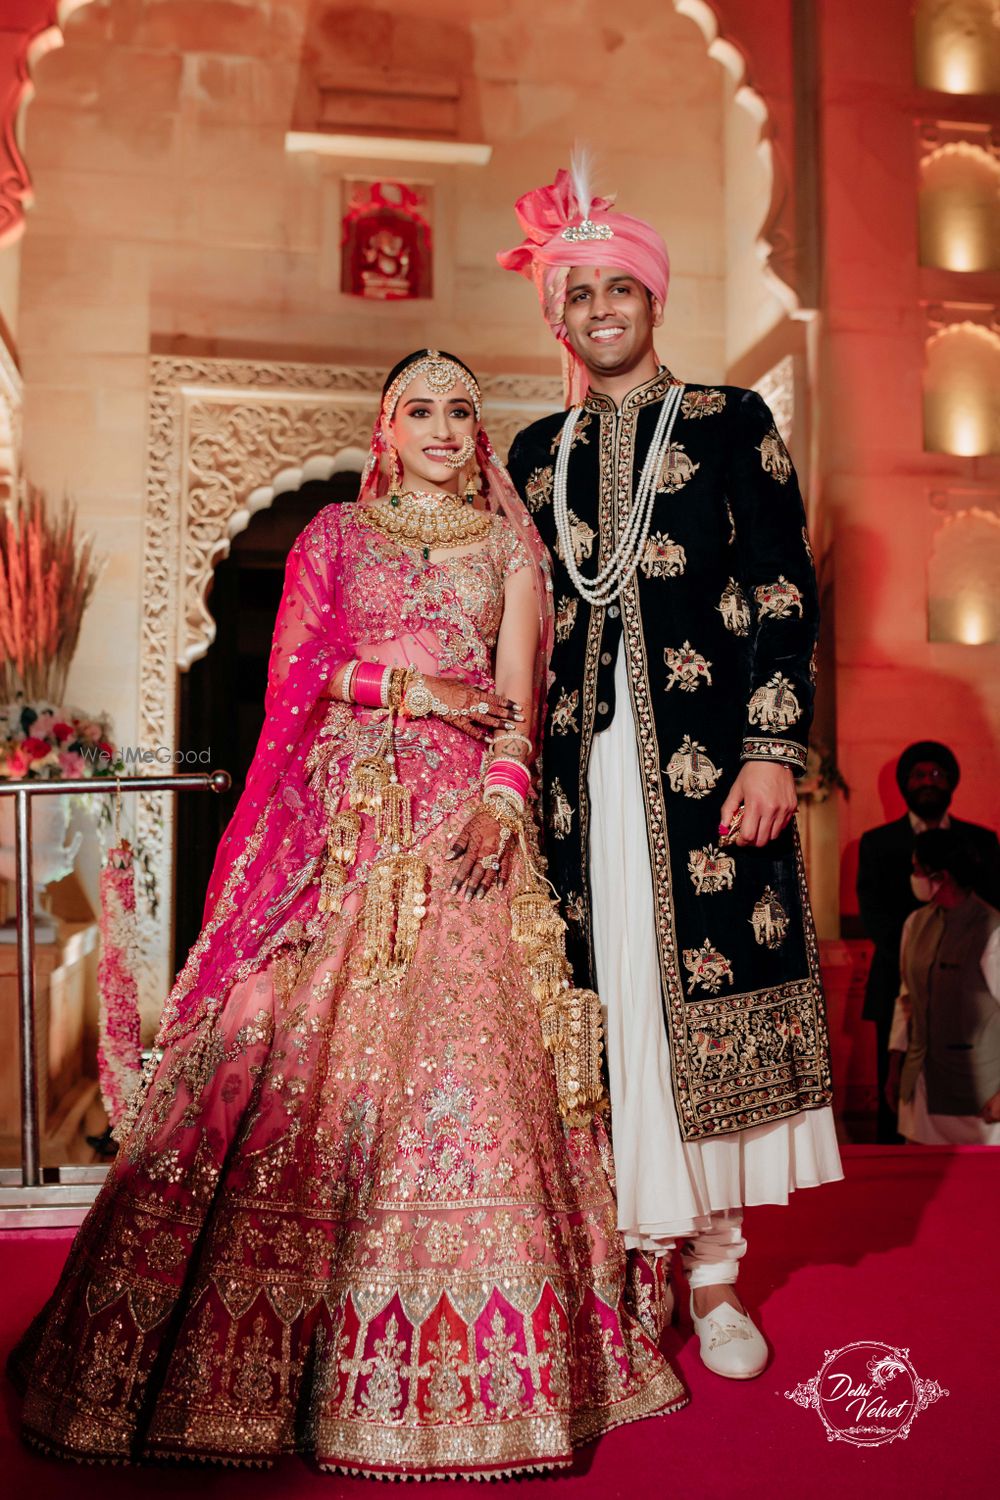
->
[[690, 1293, 768, 1379]]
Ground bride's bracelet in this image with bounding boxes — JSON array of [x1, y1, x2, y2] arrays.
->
[[401, 672, 450, 719], [483, 784, 526, 821], [402, 671, 493, 721], [490, 731, 533, 763]]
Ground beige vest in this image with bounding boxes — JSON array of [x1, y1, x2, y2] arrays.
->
[[900, 894, 1000, 1115]]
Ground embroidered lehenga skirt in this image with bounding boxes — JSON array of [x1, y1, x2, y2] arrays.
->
[[9, 811, 686, 1476]]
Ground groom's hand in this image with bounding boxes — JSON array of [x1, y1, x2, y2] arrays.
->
[[720, 762, 797, 848]]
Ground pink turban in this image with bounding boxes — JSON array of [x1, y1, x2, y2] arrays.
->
[[497, 166, 670, 404]]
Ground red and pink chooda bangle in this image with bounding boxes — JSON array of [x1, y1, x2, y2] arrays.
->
[[485, 758, 531, 797], [353, 660, 390, 708]]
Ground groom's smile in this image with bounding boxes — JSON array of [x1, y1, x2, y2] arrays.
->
[[562, 265, 664, 384]]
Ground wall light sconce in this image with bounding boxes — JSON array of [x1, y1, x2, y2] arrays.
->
[[915, 0, 1000, 94]]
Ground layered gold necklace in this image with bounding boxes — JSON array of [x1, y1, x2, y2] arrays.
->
[[359, 489, 492, 559]]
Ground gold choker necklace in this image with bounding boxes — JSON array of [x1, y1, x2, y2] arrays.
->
[[360, 490, 492, 558]]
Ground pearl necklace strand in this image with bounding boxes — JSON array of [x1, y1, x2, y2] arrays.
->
[[552, 381, 685, 606]]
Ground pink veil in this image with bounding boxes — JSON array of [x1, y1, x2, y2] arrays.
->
[[144, 361, 553, 1060]]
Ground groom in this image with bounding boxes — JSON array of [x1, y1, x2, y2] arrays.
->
[[498, 168, 841, 1378]]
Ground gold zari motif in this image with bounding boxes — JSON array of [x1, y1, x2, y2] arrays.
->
[[750, 887, 789, 949], [525, 466, 554, 512], [683, 939, 735, 995], [664, 641, 712, 692], [717, 577, 750, 635], [548, 779, 574, 838], [665, 736, 723, 799], [656, 443, 699, 493], [688, 843, 736, 895], [555, 596, 578, 642], [747, 673, 802, 732], [757, 426, 793, 483], [755, 575, 803, 619], [681, 388, 726, 419], [551, 688, 580, 735], [553, 510, 596, 567], [640, 532, 686, 579]]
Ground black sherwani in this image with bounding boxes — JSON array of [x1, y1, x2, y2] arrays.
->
[[508, 368, 833, 1143]]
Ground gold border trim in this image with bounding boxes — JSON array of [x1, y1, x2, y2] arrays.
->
[[742, 736, 808, 771]]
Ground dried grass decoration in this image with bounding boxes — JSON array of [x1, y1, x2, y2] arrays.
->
[[0, 484, 100, 703]]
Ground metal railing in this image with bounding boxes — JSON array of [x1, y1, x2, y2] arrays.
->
[[0, 770, 231, 1225]]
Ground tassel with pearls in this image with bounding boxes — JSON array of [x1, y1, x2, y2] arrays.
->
[[510, 832, 607, 1127]]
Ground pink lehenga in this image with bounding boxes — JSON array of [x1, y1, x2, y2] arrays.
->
[[9, 429, 686, 1477]]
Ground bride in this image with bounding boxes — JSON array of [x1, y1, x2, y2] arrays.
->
[[9, 349, 686, 1477]]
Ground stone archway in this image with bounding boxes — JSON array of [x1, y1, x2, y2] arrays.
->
[[137, 356, 561, 1002]]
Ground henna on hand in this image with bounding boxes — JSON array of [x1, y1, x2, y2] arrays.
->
[[448, 808, 504, 901]]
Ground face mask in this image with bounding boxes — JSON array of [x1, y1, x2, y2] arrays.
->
[[910, 873, 942, 904]]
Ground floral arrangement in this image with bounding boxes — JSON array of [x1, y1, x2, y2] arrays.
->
[[0, 696, 160, 914], [0, 698, 122, 781], [0, 483, 100, 704]]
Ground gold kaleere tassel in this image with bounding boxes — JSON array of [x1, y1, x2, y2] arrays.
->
[[348, 714, 395, 816], [318, 807, 361, 913], [353, 706, 430, 986], [376, 775, 413, 848], [358, 851, 428, 985], [390, 853, 428, 974], [349, 754, 390, 817], [537, 986, 606, 1126], [510, 833, 608, 1127], [359, 858, 397, 978], [510, 888, 555, 943]]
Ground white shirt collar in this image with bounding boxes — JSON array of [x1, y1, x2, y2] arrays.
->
[[908, 810, 951, 834]]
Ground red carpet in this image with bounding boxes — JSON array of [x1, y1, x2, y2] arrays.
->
[[2, 1145, 996, 1500]]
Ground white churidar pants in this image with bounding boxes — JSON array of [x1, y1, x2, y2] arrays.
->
[[588, 645, 844, 1270]]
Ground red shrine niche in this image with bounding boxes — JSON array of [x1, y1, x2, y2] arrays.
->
[[340, 179, 433, 301]]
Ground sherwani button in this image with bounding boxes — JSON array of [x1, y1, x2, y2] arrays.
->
[[601, 652, 613, 665], [598, 701, 609, 715], [608, 605, 620, 618]]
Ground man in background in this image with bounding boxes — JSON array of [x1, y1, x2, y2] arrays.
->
[[857, 740, 1000, 1143]]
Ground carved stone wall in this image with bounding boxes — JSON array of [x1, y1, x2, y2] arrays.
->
[[139, 356, 560, 1003]]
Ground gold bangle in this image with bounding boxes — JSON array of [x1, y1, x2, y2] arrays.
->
[[387, 666, 412, 711]]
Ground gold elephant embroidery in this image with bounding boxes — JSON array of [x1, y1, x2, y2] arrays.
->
[[664, 642, 712, 693], [664, 736, 723, 799]]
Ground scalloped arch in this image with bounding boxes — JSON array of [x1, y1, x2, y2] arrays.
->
[[672, 0, 799, 315]]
